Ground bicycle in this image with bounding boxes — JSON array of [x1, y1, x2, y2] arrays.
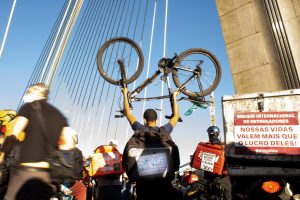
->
[[96, 37, 221, 119]]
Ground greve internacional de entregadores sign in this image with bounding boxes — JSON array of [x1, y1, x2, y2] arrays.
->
[[234, 111, 300, 155]]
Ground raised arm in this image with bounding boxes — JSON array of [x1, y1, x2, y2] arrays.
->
[[122, 87, 136, 125], [169, 90, 180, 127]]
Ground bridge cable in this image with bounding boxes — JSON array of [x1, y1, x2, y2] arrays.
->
[[119, 0, 145, 142], [47, 0, 84, 88], [58, 0, 109, 140], [141, 0, 157, 117], [0, 0, 16, 59], [125, 0, 149, 143], [159, 0, 168, 126], [86, 0, 127, 150], [102, 0, 134, 143], [18, 0, 69, 110], [81, 0, 120, 150], [63, 0, 107, 125], [107, 0, 144, 141], [85, 0, 128, 151], [39, 0, 73, 83], [70, 0, 113, 129], [51, 0, 97, 105], [75, 0, 117, 143], [53, 1, 99, 139]]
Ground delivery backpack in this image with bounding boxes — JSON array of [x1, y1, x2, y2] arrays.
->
[[88, 145, 124, 177], [122, 126, 180, 182], [190, 142, 225, 175]]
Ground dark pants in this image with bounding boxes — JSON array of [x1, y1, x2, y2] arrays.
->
[[206, 175, 232, 200], [135, 180, 175, 200], [4, 167, 53, 200], [98, 185, 122, 200], [121, 181, 134, 200]]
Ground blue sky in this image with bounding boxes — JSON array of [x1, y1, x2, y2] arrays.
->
[[0, 0, 234, 164]]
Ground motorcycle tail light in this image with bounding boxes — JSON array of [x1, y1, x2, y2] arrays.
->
[[261, 181, 281, 193]]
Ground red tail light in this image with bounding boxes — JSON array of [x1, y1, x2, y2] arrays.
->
[[0, 125, 6, 133], [261, 180, 281, 193]]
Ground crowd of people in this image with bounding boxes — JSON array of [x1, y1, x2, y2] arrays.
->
[[0, 83, 231, 200]]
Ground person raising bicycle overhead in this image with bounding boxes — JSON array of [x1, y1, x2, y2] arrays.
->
[[121, 85, 180, 200], [122, 86, 180, 131]]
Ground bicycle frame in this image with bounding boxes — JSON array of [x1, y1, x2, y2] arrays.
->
[[118, 59, 202, 102], [117, 58, 203, 121]]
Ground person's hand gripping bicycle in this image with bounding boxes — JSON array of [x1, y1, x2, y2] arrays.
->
[[167, 89, 181, 125], [121, 86, 136, 125]]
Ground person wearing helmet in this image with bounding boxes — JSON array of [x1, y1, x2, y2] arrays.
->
[[204, 126, 232, 200], [207, 125, 222, 144]]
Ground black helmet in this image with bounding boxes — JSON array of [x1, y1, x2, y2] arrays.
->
[[207, 126, 220, 137]]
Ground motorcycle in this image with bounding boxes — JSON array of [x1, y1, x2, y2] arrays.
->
[[184, 179, 225, 200], [172, 170, 225, 200]]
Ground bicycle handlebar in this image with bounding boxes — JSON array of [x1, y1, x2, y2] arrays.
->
[[165, 114, 183, 122]]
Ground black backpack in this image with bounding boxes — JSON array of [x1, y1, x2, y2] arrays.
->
[[51, 149, 77, 184], [122, 126, 180, 182]]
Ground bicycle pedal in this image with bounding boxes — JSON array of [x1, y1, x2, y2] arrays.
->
[[115, 115, 124, 118]]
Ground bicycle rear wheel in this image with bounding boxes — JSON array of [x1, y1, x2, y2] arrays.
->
[[97, 37, 144, 85], [172, 48, 221, 98]]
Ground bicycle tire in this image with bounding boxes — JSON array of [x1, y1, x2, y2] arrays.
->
[[97, 37, 144, 85], [172, 48, 221, 97]]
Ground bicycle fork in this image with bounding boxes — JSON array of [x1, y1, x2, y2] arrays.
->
[[117, 59, 133, 115], [178, 66, 201, 92], [118, 59, 127, 88], [166, 68, 200, 121]]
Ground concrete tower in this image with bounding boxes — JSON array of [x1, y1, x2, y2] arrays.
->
[[216, 0, 300, 94]]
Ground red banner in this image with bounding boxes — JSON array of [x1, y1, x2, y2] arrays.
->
[[234, 111, 300, 155]]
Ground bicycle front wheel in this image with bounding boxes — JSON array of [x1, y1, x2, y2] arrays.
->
[[172, 48, 221, 97], [97, 37, 144, 85]]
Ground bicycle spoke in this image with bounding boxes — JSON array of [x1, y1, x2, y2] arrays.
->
[[177, 72, 193, 78], [196, 76, 203, 94], [176, 65, 195, 72], [172, 48, 221, 97], [99, 40, 140, 82]]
